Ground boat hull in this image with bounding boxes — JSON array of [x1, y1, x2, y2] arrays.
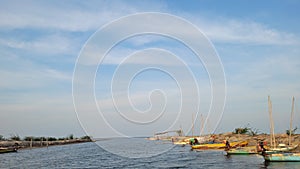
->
[[227, 151, 256, 155], [192, 141, 248, 149], [0, 148, 17, 154], [265, 144, 298, 152], [226, 146, 257, 155], [264, 153, 300, 162]]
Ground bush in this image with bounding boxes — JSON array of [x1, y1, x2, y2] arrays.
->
[[24, 136, 33, 141], [286, 127, 297, 135], [58, 137, 65, 141], [0, 135, 5, 141], [234, 127, 249, 134], [81, 136, 92, 141], [47, 137, 57, 141], [233, 124, 260, 136], [10, 135, 21, 141], [33, 137, 41, 141]]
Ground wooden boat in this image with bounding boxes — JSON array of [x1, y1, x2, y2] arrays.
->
[[265, 96, 298, 154], [267, 144, 298, 152], [264, 97, 298, 153], [192, 140, 248, 150], [174, 136, 213, 145], [226, 146, 257, 155], [0, 148, 17, 154], [173, 140, 189, 145], [264, 153, 300, 162], [262, 97, 300, 162]]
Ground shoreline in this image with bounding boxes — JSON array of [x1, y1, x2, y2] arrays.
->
[[149, 133, 300, 151], [0, 139, 94, 150]]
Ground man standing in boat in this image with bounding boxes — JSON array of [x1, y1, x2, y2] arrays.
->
[[224, 140, 231, 151]]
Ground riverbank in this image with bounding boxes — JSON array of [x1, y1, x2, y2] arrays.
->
[[0, 138, 93, 150]]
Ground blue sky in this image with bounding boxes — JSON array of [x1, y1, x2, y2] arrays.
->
[[1, 0, 300, 138]]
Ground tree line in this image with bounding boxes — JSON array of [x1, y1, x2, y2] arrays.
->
[[0, 134, 92, 142]]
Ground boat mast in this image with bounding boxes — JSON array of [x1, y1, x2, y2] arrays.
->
[[192, 113, 194, 137], [200, 114, 204, 136], [268, 96, 276, 148], [289, 97, 295, 146]]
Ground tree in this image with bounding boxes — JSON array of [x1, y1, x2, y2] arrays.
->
[[0, 135, 5, 141], [286, 127, 297, 135], [81, 135, 92, 141], [233, 124, 260, 136], [24, 136, 33, 141], [234, 127, 249, 134], [10, 135, 21, 141], [47, 137, 57, 141]]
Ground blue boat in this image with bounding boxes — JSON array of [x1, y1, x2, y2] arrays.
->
[[264, 153, 300, 162]]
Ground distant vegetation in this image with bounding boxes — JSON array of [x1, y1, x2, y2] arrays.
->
[[0, 134, 92, 142], [286, 127, 298, 135], [0, 135, 5, 141], [233, 125, 260, 136], [10, 135, 21, 141]]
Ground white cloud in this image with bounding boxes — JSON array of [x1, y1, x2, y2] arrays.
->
[[194, 18, 299, 45], [1, 0, 299, 136], [1, 1, 298, 46], [0, 1, 166, 31], [0, 34, 77, 55], [0, 68, 71, 90], [0, 51, 72, 90], [0, 1, 106, 31]]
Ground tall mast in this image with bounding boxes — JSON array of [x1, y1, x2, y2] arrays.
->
[[268, 96, 272, 147], [271, 99, 276, 147], [289, 97, 295, 145], [192, 113, 194, 137], [268, 96, 276, 148], [200, 114, 204, 136]]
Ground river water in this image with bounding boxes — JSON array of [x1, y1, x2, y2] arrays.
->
[[0, 138, 299, 168]]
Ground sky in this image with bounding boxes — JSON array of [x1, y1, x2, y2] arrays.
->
[[1, 0, 300, 138]]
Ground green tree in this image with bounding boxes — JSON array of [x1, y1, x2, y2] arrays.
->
[[234, 124, 260, 136], [10, 135, 21, 141], [0, 135, 5, 141], [81, 135, 92, 141], [286, 127, 297, 135], [47, 137, 57, 141], [24, 136, 33, 141], [234, 127, 249, 134]]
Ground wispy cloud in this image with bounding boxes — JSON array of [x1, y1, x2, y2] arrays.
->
[[0, 1, 166, 31], [0, 34, 78, 55], [194, 17, 299, 45], [0, 51, 72, 90], [1, 0, 299, 136]]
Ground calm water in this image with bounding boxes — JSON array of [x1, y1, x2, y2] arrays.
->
[[0, 138, 299, 168]]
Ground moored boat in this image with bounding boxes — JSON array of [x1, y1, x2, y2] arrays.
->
[[265, 143, 298, 153], [192, 141, 248, 150], [264, 153, 300, 162], [262, 96, 300, 162], [226, 146, 257, 155], [0, 147, 17, 154]]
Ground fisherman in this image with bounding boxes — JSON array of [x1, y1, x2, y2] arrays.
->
[[224, 140, 231, 151], [189, 138, 195, 145], [211, 135, 216, 143], [194, 138, 199, 145], [258, 141, 267, 156]]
